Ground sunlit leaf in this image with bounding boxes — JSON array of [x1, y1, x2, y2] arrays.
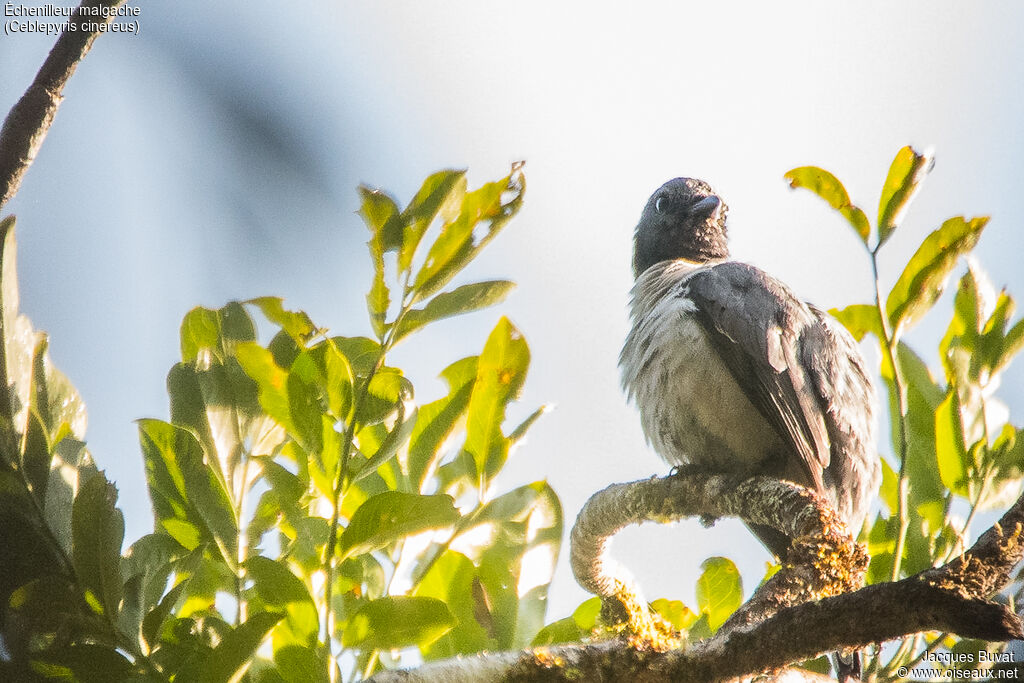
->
[[357, 368, 412, 426], [353, 404, 417, 483], [399, 170, 467, 273], [339, 491, 459, 560], [341, 596, 455, 650], [137, 420, 238, 565], [394, 280, 516, 343], [878, 457, 898, 515], [359, 187, 401, 340], [358, 186, 403, 253], [887, 216, 989, 333], [235, 343, 294, 435], [784, 166, 870, 244], [830, 303, 882, 343], [411, 166, 525, 302], [71, 472, 124, 619], [330, 336, 380, 376], [413, 550, 490, 658], [408, 387, 474, 493], [191, 611, 284, 683], [273, 645, 328, 683], [650, 598, 698, 632], [877, 146, 934, 247], [245, 556, 318, 648], [180, 307, 222, 364], [695, 557, 742, 632], [883, 344, 945, 509], [935, 391, 969, 497], [246, 297, 317, 343], [464, 317, 530, 487]]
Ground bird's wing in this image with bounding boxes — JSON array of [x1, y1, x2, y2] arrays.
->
[[683, 262, 831, 492]]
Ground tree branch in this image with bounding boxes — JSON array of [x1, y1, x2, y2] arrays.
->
[[0, 0, 128, 210], [369, 472, 1024, 682]]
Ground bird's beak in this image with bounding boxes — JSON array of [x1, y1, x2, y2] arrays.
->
[[690, 195, 722, 221]]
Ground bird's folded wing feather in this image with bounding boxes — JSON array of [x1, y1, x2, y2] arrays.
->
[[683, 262, 831, 492]]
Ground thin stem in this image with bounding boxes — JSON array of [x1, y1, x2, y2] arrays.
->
[[902, 632, 948, 671], [235, 457, 252, 625], [321, 300, 414, 677], [870, 250, 911, 584]]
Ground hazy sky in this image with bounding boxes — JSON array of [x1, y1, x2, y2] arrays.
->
[[3, 1, 1023, 621]]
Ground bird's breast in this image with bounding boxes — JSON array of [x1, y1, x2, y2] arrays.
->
[[620, 271, 784, 473]]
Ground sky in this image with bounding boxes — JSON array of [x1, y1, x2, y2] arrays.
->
[[3, 1, 1024, 623]]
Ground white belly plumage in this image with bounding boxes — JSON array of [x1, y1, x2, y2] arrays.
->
[[620, 261, 785, 473]]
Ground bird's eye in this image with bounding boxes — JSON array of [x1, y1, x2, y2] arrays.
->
[[655, 196, 667, 213]]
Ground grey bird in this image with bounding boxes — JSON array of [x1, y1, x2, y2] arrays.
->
[[620, 177, 880, 559]]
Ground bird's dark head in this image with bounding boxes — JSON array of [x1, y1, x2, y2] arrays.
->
[[633, 177, 730, 277]]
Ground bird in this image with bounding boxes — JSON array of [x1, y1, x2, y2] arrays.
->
[[619, 177, 879, 680], [620, 176, 880, 564], [614, 176, 880, 679]]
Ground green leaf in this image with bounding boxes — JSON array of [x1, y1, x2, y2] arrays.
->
[[359, 186, 404, 253], [353, 404, 418, 483], [878, 457, 899, 515], [464, 317, 530, 487], [286, 370, 324, 453], [246, 297, 317, 343], [886, 216, 989, 334], [935, 391, 969, 497], [192, 611, 284, 683], [394, 280, 516, 343], [339, 491, 459, 560], [408, 357, 478, 491], [695, 557, 742, 632], [29, 644, 134, 683], [508, 404, 550, 445], [359, 187, 401, 340], [142, 577, 191, 648], [180, 307, 222, 363], [317, 340, 354, 420], [0, 215, 23, 439], [357, 368, 412, 426], [367, 259, 390, 341], [137, 419, 238, 565], [885, 344, 945, 509], [330, 336, 380, 376], [244, 556, 318, 648], [877, 146, 933, 248], [830, 303, 882, 343], [411, 166, 525, 302], [235, 342, 294, 435], [784, 166, 870, 244], [531, 616, 586, 646], [273, 645, 328, 683], [341, 596, 456, 650], [399, 170, 467, 273], [413, 550, 490, 657], [71, 471, 124, 619], [650, 598, 699, 632]]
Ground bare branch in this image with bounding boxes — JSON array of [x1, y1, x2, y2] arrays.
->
[[0, 0, 128, 210]]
